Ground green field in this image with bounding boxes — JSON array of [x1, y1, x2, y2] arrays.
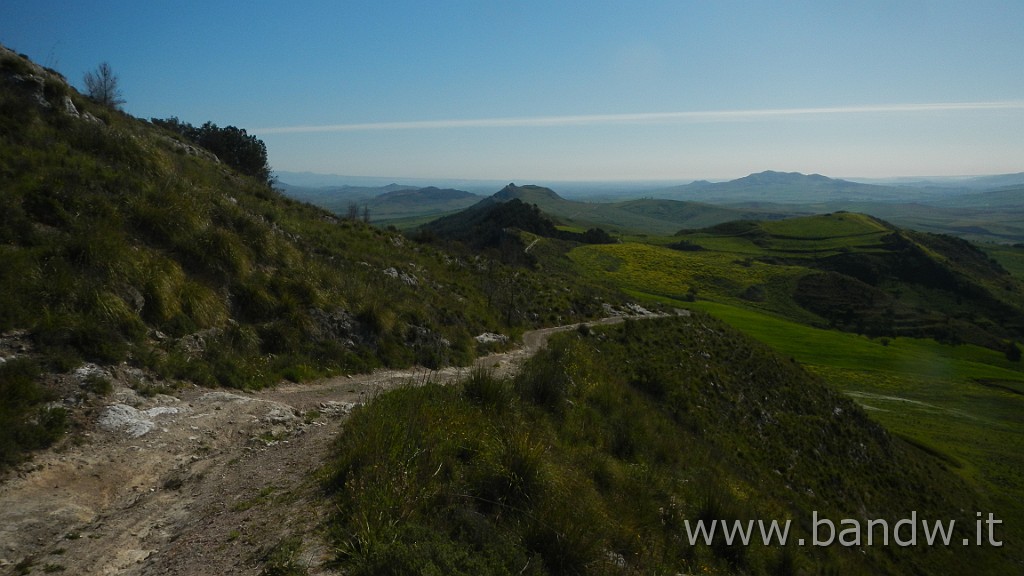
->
[[984, 243, 1024, 280], [688, 301, 1024, 544]]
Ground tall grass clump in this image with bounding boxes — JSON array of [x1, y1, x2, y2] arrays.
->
[[460, 367, 510, 411]]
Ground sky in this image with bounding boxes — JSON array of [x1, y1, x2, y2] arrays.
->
[[2, 1, 1023, 182]]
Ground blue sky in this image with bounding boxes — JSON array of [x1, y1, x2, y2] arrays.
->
[[3, 1, 1023, 181]]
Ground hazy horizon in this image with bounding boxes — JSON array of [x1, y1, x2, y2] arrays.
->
[[273, 168, 1024, 188], [3, 2, 1022, 180]]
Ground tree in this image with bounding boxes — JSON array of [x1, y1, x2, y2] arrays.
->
[[83, 62, 125, 109], [151, 118, 273, 186]]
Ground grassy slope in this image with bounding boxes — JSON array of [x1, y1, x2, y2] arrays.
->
[[322, 316, 1014, 574], [985, 243, 1024, 280], [567, 215, 1024, 563], [0, 48, 622, 468], [575, 213, 1024, 343]]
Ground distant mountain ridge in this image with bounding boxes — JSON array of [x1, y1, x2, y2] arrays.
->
[[376, 186, 476, 202], [276, 182, 481, 224], [653, 170, 925, 203]]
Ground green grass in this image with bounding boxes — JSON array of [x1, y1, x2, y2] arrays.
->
[[322, 316, 1015, 574], [568, 216, 1024, 566], [688, 301, 1024, 379], [0, 47, 632, 469], [759, 212, 889, 239], [570, 241, 821, 323], [670, 301, 1024, 556], [0, 47, 625, 390], [984, 243, 1024, 279]]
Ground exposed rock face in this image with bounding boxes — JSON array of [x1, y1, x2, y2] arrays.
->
[[1, 44, 102, 123], [383, 266, 418, 286]]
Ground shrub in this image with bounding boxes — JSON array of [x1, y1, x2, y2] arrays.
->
[[461, 367, 510, 411], [0, 359, 68, 469]]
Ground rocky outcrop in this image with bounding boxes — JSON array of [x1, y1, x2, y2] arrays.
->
[[1, 44, 102, 123]]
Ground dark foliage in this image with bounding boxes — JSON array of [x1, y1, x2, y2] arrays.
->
[[152, 117, 272, 185], [0, 359, 67, 468], [665, 239, 705, 252]]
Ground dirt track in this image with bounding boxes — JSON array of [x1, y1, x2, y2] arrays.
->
[[0, 315, 651, 575]]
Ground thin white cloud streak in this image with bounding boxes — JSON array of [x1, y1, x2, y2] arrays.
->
[[258, 101, 1024, 134]]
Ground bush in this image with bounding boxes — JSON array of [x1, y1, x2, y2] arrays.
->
[[0, 359, 68, 469]]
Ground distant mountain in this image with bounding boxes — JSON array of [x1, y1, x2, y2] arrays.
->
[[849, 172, 1024, 190], [651, 170, 950, 203], [275, 182, 413, 211], [365, 186, 481, 222], [377, 186, 477, 202], [955, 172, 1024, 189], [932, 185, 1024, 208], [493, 182, 566, 203], [276, 182, 481, 224], [273, 170, 506, 194]]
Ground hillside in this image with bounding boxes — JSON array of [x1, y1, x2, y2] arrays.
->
[[0, 46, 620, 468], [323, 315, 1009, 574], [419, 191, 615, 259], [574, 212, 1024, 348], [568, 214, 1024, 570], [2, 44, 1021, 574]]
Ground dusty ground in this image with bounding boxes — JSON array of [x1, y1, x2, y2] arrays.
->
[[0, 315, 654, 575]]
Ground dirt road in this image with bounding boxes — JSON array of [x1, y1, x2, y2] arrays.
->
[[0, 315, 651, 575]]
